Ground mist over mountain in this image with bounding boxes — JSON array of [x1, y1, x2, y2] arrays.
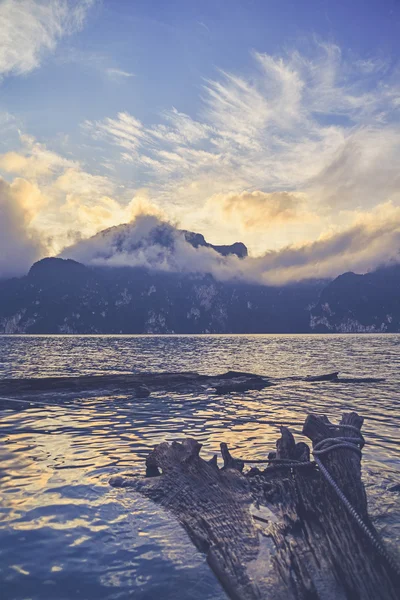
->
[[1, 220, 400, 334], [62, 216, 248, 267]]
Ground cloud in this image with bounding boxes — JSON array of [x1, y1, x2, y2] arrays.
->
[[59, 189, 164, 242], [57, 48, 135, 81], [60, 207, 170, 264], [248, 202, 400, 284], [0, 177, 47, 278], [0, 0, 94, 78], [2, 40, 400, 282], [1, 131, 399, 284], [61, 202, 400, 286], [0, 134, 167, 259], [308, 126, 400, 210], [105, 68, 135, 79], [207, 190, 311, 231], [83, 112, 145, 155], [81, 41, 400, 259], [0, 134, 78, 178], [54, 167, 116, 196]]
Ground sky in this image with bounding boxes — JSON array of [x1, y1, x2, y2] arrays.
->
[[0, 0, 400, 282]]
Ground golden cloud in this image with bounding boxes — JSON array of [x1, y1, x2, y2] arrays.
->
[[207, 189, 313, 231], [0, 176, 48, 277]]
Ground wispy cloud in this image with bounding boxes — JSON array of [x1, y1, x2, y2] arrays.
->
[[0, 0, 95, 78], [83, 43, 400, 232], [83, 112, 145, 155], [57, 48, 135, 81], [2, 40, 400, 281], [0, 133, 78, 177], [105, 67, 135, 79]]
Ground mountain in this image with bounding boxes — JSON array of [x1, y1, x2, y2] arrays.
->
[[0, 219, 399, 334], [310, 265, 400, 332], [0, 257, 322, 334], [182, 230, 247, 258], [62, 219, 248, 266]]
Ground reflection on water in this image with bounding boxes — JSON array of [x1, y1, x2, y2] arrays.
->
[[0, 334, 399, 599]]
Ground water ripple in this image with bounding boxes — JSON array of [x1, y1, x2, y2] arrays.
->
[[0, 334, 399, 599]]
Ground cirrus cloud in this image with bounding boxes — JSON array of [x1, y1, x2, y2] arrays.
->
[[1, 40, 400, 282], [0, 0, 95, 78], [82, 41, 400, 258]]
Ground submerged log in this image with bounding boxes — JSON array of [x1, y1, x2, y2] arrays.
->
[[110, 412, 399, 600], [0, 370, 385, 411], [304, 371, 339, 382], [213, 377, 273, 394], [0, 370, 270, 403]]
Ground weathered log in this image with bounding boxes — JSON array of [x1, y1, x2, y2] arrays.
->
[[0, 370, 270, 404], [0, 370, 385, 412], [110, 412, 399, 600]]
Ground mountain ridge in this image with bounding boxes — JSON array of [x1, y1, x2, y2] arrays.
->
[[1, 221, 399, 334]]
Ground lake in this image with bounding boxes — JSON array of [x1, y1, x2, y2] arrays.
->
[[0, 334, 399, 599]]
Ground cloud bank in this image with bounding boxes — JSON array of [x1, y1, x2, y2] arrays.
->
[[81, 42, 400, 255], [1, 41, 400, 283], [0, 177, 46, 278], [207, 190, 310, 231], [0, 135, 155, 252], [62, 205, 400, 286]]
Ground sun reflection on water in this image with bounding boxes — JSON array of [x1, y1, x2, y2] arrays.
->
[[0, 334, 399, 599]]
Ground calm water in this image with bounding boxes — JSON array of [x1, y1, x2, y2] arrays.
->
[[0, 334, 399, 600]]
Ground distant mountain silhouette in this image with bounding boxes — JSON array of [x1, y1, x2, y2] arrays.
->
[[0, 256, 323, 333], [310, 265, 400, 332], [0, 223, 399, 333], [182, 230, 247, 258]]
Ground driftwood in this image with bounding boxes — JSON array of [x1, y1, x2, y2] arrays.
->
[[110, 412, 399, 600], [0, 370, 385, 411], [0, 370, 269, 404]]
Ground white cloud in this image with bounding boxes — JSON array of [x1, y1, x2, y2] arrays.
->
[[83, 43, 400, 244], [0, 176, 47, 278], [308, 125, 400, 210], [58, 48, 135, 81], [62, 202, 400, 286], [2, 40, 400, 281], [83, 112, 145, 154], [0, 133, 78, 177], [0, 0, 94, 78], [105, 68, 135, 79], [0, 134, 168, 263]]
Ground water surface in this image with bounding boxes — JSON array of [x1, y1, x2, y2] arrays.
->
[[0, 335, 399, 599]]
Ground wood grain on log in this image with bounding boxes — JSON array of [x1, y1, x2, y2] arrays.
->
[[110, 412, 399, 600]]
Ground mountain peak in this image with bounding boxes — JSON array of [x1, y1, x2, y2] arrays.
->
[[29, 257, 88, 278], [61, 217, 248, 268]]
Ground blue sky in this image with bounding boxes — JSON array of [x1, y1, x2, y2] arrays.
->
[[2, 1, 399, 140], [0, 0, 400, 282]]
